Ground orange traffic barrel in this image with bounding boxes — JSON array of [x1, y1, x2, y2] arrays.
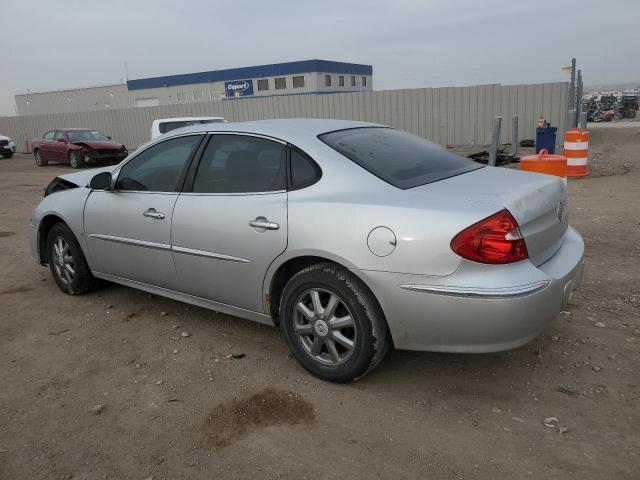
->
[[520, 149, 567, 184], [563, 128, 589, 177]]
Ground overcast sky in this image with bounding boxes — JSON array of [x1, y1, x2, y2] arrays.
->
[[2, 0, 639, 115]]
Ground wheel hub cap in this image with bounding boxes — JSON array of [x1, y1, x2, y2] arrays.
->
[[314, 319, 329, 336]]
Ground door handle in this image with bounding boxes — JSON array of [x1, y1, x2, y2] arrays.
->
[[143, 208, 165, 220], [249, 217, 279, 231]]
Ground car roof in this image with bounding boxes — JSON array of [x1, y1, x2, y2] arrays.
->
[[168, 118, 385, 140], [58, 128, 96, 132]]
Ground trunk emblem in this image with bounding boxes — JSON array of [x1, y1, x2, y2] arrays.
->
[[557, 201, 565, 222]]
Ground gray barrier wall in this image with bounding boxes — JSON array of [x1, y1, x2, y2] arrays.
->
[[0, 82, 568, 153]]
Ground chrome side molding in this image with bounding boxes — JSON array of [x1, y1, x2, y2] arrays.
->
[[172, 245, 251, 264], [88, 234, 171, 251], [89, 234, 251, 263], [398, 280, 550, 298]]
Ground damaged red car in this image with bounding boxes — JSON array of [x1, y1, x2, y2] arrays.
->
[[32, 129, 128, 168]]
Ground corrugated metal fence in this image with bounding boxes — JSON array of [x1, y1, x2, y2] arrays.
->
[[0, 82, 567, 152]]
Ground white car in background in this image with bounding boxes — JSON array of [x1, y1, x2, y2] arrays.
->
[[150, 117, 226, 139], [0, 134, 17, 158]]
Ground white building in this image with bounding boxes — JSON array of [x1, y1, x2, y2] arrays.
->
[[15, 60, 373, 116]]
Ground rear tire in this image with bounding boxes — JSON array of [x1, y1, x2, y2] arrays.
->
[[69, 151, 84, 169], [34, 150, 47, 167], [46, 223, 96, 295], [279, 263, 389, 382], [2, 152, 13, 159]]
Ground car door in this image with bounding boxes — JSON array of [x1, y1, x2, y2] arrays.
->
[[84, 134, 203, 289], [40, 131, 57, 160], [52, 131, 68, 162], [171, 133, 288, 313]]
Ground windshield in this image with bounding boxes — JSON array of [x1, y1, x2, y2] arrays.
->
[[67, 130, 110, 142], [319, 127, 483, 189]]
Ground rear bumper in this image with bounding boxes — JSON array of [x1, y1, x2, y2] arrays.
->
[[354, 226, 584, 353]]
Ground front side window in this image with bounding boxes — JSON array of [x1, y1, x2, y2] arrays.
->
[[319, 128, 482, 189], [116, 135, 201, 192], [193, 135, 286, 193], [44, 131, 56, 141], [257, 79, 269, 91], [292, 76, 305, 88], [325, 75, 331, 87], [274, 77, 287, 90], [339, 76, 345, 87]]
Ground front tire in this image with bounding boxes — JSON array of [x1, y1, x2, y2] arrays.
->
[[2, 152, 13, 159], [69, 151, 84, 169], [46, 223, 96, 295], [279, 263, 389, 382], [34, 150, 48, 167]]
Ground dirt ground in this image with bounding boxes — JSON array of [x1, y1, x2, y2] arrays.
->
[[0, 123, 639, 480]]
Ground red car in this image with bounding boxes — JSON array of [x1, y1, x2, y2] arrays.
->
[[32, 128, 128, 168]]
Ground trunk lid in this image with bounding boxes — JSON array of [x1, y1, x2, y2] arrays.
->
[[415, 166, 568, 266]]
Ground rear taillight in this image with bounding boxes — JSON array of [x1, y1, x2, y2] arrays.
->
[[450, 209, 528, 264]]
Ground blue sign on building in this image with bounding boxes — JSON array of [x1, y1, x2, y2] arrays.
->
[[225, 79, 254, 97]]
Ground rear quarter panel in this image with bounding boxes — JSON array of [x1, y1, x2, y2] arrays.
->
[[263, 144, 501, 302]]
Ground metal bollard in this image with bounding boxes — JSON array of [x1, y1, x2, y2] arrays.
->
[[579, 111, 588, 131], [511, 115, 519, 156], [568, 109, 577, 132], [488, 116, 502, 167]]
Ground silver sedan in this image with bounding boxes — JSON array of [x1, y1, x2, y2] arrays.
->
[[30, 119, 584, 382]]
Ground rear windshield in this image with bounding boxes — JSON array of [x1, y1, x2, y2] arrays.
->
[[159, 119, 224, 134], [319, 127, 482, 189]]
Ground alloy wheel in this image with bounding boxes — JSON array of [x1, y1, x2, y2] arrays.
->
[[293, 288, 357, 366], [35, 151, 42, 166], [52, 236, 75, 285], [69, 152, 79, 168]]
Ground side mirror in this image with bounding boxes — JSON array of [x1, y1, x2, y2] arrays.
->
[[107, 136, 112, 140], [90, 172, 112, 190]]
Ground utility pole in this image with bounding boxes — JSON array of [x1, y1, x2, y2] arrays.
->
[[567, 57, 577, 128], [576, 69, 583, 123]]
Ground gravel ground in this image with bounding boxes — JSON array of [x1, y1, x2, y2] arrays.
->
[[0, 124, 639, 479]]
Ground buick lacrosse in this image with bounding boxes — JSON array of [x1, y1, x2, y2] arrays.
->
[[30, 119, 584, 382]]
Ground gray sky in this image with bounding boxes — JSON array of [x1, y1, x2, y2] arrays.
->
[[2, 0, 639, 115]]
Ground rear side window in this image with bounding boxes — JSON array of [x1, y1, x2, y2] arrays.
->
[[44, 131, 56, 140], [318, 127, 482, 189], [193, 135, 286, 193], [290, 149, 321, 189]]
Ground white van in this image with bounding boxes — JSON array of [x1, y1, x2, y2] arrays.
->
[[150, 117, 226, 139]]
